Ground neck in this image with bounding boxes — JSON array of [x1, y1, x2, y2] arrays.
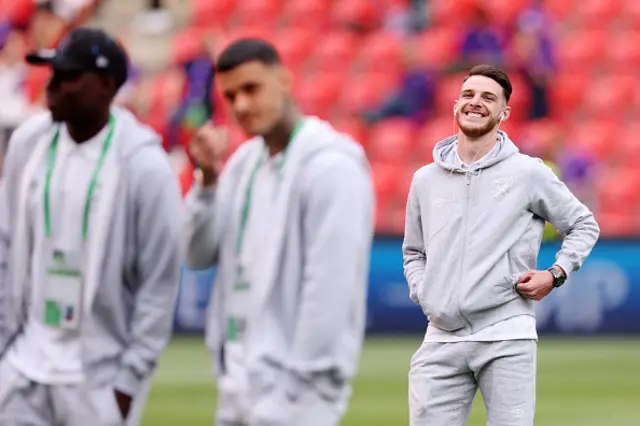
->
[[263, 105, 302, 156], [67, 109, 111, 144], [457, 128, 499, 165]]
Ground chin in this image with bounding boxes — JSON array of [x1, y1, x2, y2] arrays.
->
[[458, 120, 499, 139]]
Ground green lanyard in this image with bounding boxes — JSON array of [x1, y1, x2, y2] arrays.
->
[[44, 115, 116, 240], [234, 119, 305, 255]]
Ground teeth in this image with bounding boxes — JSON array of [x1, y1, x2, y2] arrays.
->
[[469, 113, 482, 117]]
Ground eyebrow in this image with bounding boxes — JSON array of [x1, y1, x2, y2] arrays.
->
[[461, 89, 498, 99]]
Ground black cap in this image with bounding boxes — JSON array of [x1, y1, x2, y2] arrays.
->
[[25, 28, 129, 89]]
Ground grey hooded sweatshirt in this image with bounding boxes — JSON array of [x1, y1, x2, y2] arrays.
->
[[403, 131, 600, 334]]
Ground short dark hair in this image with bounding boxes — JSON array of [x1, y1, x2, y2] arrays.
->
[[464, 64, 512, 102], [215, 38, 281, 73]]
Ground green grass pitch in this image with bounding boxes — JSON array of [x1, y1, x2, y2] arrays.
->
[[142, 336, 640, 425]]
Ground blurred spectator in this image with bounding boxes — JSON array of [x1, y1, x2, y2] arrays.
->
[[166, 36, 217, 152], [29, 0, 97, 48], [384, 0, 427, 36], [362, 40, 435, 125], [558, 149, 598, 212], [132, 0, 173, 36], [0, 29, 37, 171], [454, 7, 504, 70], [510, 2, 555, 118]]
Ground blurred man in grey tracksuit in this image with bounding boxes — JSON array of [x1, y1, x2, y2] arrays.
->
[[403, 65, 600, 426], [0, 28, 182, 425], [185, 38, 375, 426]]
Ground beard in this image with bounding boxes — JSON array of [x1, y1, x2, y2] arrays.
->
[[456, 113, 501, 138]]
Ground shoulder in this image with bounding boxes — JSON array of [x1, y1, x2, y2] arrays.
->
[[509, 153, 559, 178], [411, 162, 440, 185], [8, 112, 53, 149], [304, 146, 371, 189]]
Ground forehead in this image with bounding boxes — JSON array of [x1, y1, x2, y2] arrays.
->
[[216, 60, 277, 90], [460, 75, 504, 99]]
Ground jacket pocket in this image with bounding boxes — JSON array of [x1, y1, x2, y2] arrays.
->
[[419, 272, 465, 332]]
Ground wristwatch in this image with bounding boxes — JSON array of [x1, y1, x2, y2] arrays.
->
[[547, 267, 566, 288]]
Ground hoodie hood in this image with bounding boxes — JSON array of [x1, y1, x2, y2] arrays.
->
[[298, 116, 368, 164], [111, 105, 163, 158], [433, 130, 519, 172]]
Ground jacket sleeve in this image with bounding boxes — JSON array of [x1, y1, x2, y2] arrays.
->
[[0, 143, 16, 354], [184, 182, 219, 269], [113, 148, 184, 397], [528, 159, 600, 280], [288, 154, 374, 380], [402, 172, 426, 304]]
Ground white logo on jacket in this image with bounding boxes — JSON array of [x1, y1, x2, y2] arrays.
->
[[491, 176, 514, 200]]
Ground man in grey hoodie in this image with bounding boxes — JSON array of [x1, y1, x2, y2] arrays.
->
[[185, 39, 374, 426], [403, 65, 599, 426], [0, 28, 183, 425]]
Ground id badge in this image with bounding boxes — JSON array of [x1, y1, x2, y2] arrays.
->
[[43, 246, 84, 330]]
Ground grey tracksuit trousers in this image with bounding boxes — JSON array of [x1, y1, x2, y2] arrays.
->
[[409, 340, 537, 426]]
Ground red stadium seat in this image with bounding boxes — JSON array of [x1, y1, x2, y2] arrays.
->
[[354, 31, 404, 75], [332, 116, 370, 148], [518, 119, 561, 158], [236, 0, 282, 27], [614, 125, 640, 167], [419, 118, 455, 164], [434, 73, 466, 117], [566, 121, 618, 161], [330, 0, 383, 31], [367, 118, 417, 164], [224, 25, 275, 45], [597, 168, 640, 215], [427, 0, 478, 29], [582, 74, 636, 120], [544, 0, 575, 21], [274, 27, 317, 71], [575, 0, 623, 28], [556, 29, 607, 73], [170, 27, 206, 64], [416, 28, 460, 68], [280, 0, 330, 28], [297, 72, 343, 119], [309, 31, 361, 74], [485, 0, 532, 26], [621, 1, 640, 30], [596, 213, 638, 237], [504, 73, 531, 123], [340, 72, 399, 113], [608, 31, 640, 72], [549, 73, 590, 120], [191, 0, 236, 27]]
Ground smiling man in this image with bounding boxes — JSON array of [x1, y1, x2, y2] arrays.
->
[[402, 65, 600, 426]]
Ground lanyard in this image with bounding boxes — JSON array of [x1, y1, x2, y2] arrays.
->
[[234, 119, 305, 255], [44, 115, 116, 240]]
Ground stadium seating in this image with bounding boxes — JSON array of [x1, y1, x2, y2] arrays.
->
[[8, 0, 638, 237]]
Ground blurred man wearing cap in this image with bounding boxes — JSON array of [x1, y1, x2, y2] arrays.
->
[[0, 28, 183, 425]]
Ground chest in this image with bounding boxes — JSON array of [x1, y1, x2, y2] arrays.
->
[[421, 164, 531, 237]]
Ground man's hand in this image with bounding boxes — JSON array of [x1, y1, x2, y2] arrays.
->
[[114, 389, 133, 420], [189, 122, 228, 187], [515, 269, 558, 301]]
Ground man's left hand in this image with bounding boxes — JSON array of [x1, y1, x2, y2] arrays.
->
[[114, 389, 133, 420], [515, 269, 557, 301]]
